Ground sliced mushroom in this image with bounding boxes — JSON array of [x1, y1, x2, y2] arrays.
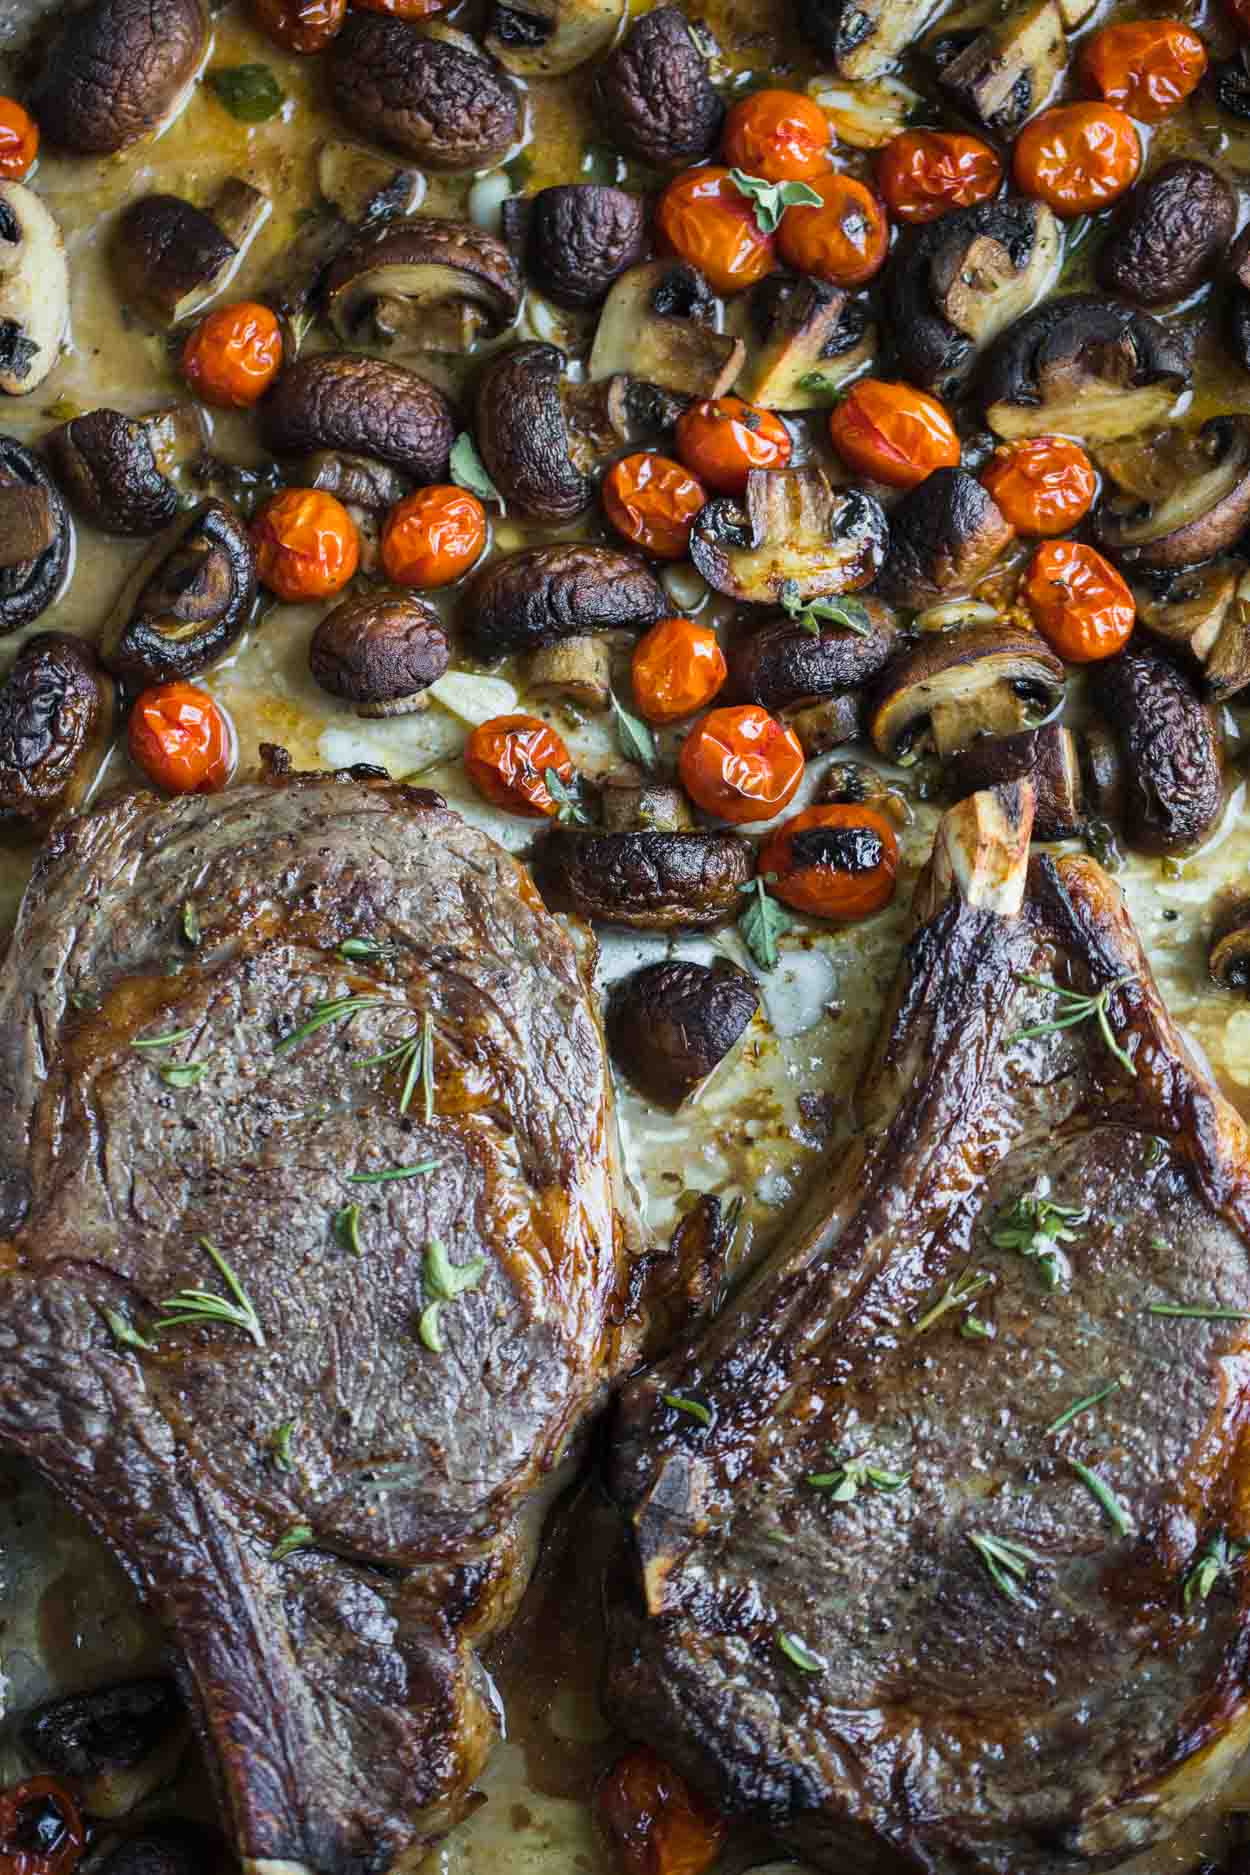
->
[[32, 0, 206, 156], [589, 261, 744, 398], [317, 140, 425, 226], [607, 960, 759, 1106], [980, 295, 1190, 441], [1093, 418, 1250, 571], [46, 405, 206, 537], [309, 591, 448, 717], [0, 438, 70, 630], [1097, 160, 1236, 310], [868, 626, 1066, 763], [875, 470, 1013, 609], [330, 16, 522, 170], [726, 598, 897, 709], [817, 758, 909, 822], [287, 451, 408, 516], [0, 634, 115, 827], [534, 826, 755, 927], [324, 220, 521, 356], [935, 0, 1067, 138], [691, 466, 887, 606], [798, 0, 944, 79], [527, 635, 613, 709], [1209, 897, 1250, 991], [591, 8, 723, 168], [21, 1679, 188, 1817], [1134, 561, 1250, 700], [886, 197, 1060, 398], [100, 500, 257, 687], [485, 0, 625, 75], [946, 723, 1083, 840], [262, 354, 457, 483], [464, 543, 666, 657], [521, 186, 648, 310], [599, 768, 693, 831], [475, 342, 591, 522], [733, 275, 874, 409], [0, 184, 70, 397], [1088, 647, 1224, 855], [113, 181, 270, 326], [784, 690, 863, 755]]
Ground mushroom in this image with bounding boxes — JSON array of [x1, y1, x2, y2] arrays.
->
[[0, 634, 115, 827], [589, 261, 744, 398], [475, 342, 592, 523], [0, 184, 70, 397], [885, 197, 1061, 398], [113, 180, 271, 326], [599, 768, 693, 831], [591, 8, 723, 168], [784, 691, 863, 755], [324, 220, 521, 356], [31, 0, 206, 156], [485, 0, 626, 76], [606, 960, 759, 1106], [1133, 561, 1250, 700], [876, 470, 1014, 609], [868, 626, 1066, 763], [691, 466, 887, 607], [20, 1679, 188, 1817], [527, 636, 614, 709], [0, 438, 71, 631], [46, 405, 206, 537], [1092, 418, 1250, 571], [1209, 897, 1250, 992], [521, 186, 648, 310], [262, 354, 457, 483], [463, 543, 666, 657], [316, 139, 426, 226], [946, 723, 1084, 840], [817, 758, 909, 822], [734, 276, 875, 409], [284, 451, 408, 515], [979, 295, 1190, 441], [1087, 646, 1224, 855], [1096, 161, 1236, 310], [1228, 226, 1250, 374], [798, 0, 945, 79], [726, 598, 897, 709], [309, 591, 449, 717], [935, 0, 1068, 137], [534, 825, 755, 927], [99, 500, 258, 687], [330, 16, 522, 170]]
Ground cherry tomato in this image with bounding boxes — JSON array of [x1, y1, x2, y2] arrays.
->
[[655, 167, 777, 295], [759, 803, 899, 921], [380, 486, 486, 588], [679, 704, 804, 823], [0, 99, 39, 181], [253, 489, 360, 602], [0, 1780, 85, 1875], [464, 714, 577, 819], [776, 171, 889, 286], [1022, 540, 1135, 663], [128, 683, 236, 794], [674, 396, 792, 496], [1080, 20, 1207, 123], [877, 128, 1002, 223], [351, 0, 446, 14], [1012, 103, 1140, 216], [632, 617, 727, 724], [181, 302, 283, 410], [595, 1747, 727, 1875], [828, 378, 960, 489], [603, 454, 707, 560], [721, 88, 834, 182], [253, 0, 345, 49], [980, 436, 1097, 536]]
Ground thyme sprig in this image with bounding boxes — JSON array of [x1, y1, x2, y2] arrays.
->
[[1184, 1530, 1248, 1606], [990, 1190, 1087, 1290], [913, 1267, 992, 1335], [418, 1237, 487, 1352], [155, 1239, 266, 1349], [131, 1027, 196, 1052], [806, 1449, 909, 1501], [968, 1531, 1041, 1601], [544, 767, 592, 826], [1011, 972, 1137, 1077]]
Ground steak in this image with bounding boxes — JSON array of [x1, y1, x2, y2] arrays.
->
[[0, 763, 635, 1875], [607, 782, 1250, 1874]]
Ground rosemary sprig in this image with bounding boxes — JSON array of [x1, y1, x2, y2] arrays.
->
[[1011, 972, 1137, 1078], [358, 1010, 435, 1120], [347, 1159, 442, 1185], [806, 1450, 909, 1501], [1184, 1530, 1247, 1606], [913, 1267, 992, 1335], [103, 1307, 156, 1354], [1046, 1377, 1123, 1434], [418, 1237, 487, 1352], [275, 994, 391, 1054], [269, 1420, 295, 1471], [159, 1060, 211, 1089], [662, 1392, 712, 1427], [131, 1027, 196, 1052], [155, 1239, 266, 1349], [777, 1630, 826, 1673], [271, 1523, 313, 1562], [1147, 1301, 1250, 1321], [968, 1531, 1041, 1601], [991, 1190, 1086, 1290], [334, 1202, 364, 1255], [1069, 1458, 1133, 1535], [182, 900, 201, 947]]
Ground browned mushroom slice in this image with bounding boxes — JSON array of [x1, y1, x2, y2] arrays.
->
[[0, 438, 70, 630], [527, 635, 613, 709], [875, 470, 1013, 609], [262, 354, 457, 483], [946, 723, 1083, 841], [463, 543, 666, 657], [0, 633, 115, 826], [31, 0, 206, 156], [1210, 897, 1250, 991], [691, 467, 887, 607], [46, 405, 207, 537], [980, 295, 1190, 441], [726, 598, 897, 709], [330, 16, 521, 170], [486, 0, 626, 75], [798, 0, 945, 78], [476, 342, 591, 523], [113, 181, 270, 325], [309, 591, 449, 718], [935, 0, 1071, 137], [607, 960, 759, 1106], [0, 184, 70, 397], [1093, 418, 1250, 571], [534, 826, 755, 928], [599, 769, 693, 831], [100, 500, 257, 687], [591, 8, 723, 167], [1088, 646, 1224, 855], [316, 140, 425, 225], [1134, 562, 1250, 701], [21, 1678, 188, 1817], [589, 261, 744, 398], [324, 221, 521, 356], [817, 758, 909, 822], [521, 186, 648, 311], [869, 626, 1066, 764], [734, 275, 875, 409]]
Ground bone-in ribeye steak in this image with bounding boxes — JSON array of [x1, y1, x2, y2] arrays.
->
[[0, 763, 634, 1875], [607, 783, 1250, 1874]]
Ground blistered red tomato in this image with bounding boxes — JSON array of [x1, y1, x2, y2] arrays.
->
[[679, 704, 805, 823], [0, 1779, 85, 1875], [380, 486, 486, 588], [829, 378, 960, 489], [1013, 103, 1140, 215], [253, 0, 345, 49], [603, 454, 707, 560], [351, 0, 446, 14], [128, 683, 236, 794], [1080, 20, 1207, 122], [655, 166, 777, 294], [0, 99, 39, 181], [980, 437, 1097, 536], [464, 715, 577, 819], [632, 617, 727, 724], [759, 803, 899, 920], [595, 1748, 727, 1875], [721, 88, 833, 182], [182, 301, 283, 409], [253, 489, 360, 601], [1022, 540, 1135, 662], [674, 397, 792, 496], [877, 129, 1002, 223], [776, 172, 889, 285]]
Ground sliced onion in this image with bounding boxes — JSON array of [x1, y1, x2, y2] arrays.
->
[[468, 170, 513, 236], [428, 670, 518, 724]]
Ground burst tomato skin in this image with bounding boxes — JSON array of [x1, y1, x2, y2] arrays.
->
[[182, 302, 283, 409], [603, 454, 707, 560], [0, 98, 39, 180], [980, 437, 1097, 536], [1080, 20, 1207, 122], [351, 0, 446, 15], [679, 704, 805, 823], [759, 802, 899, 920], [380, 486, 486, 588], [656, 166, 777, 294], [1012, 103, 1141, 215], [595, 1747, 727, 1875], [721, 88, 834, 182], [464, 714, 576, 819], [253, 0, 345, 49], [876, 128, 1002, 222], [632, 617, 727, 724], [829, 378, 960, 489], [0, 1778, 85, 1875], [128, 683, 236, 794], [1023, 539, 1135, 662], [776, 171, 890, 285], [674, 397, 792, 496], [253, 489, 360, 602]]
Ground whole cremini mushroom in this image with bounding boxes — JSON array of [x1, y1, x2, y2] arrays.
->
[[592, 8, 723, 167], [463, 543, 666, 657], [0, 184, 70, 397], [99, 500, 257, 687], [310, 591, 450, 717], [0, 634, 115, 827], [727, 600, 897, 710], [262, 354, 457, 483], [31, 0, 206, 156], [521, 187, 648, 309], [21, 1678, 189, 1817], [475, 343, 591, 523], [535, 825, 755, 927], [113, 181, 270, 326], [876, 470, 1014, 608], [46, 406, 205, 537], [0, 439, 71, 631], [330, 16, 522, 170], [1096, 161, 1236, 310], [1088, 646, 1224, 855], [324, 220, 521, 356], [607, 960, 759, 1105]]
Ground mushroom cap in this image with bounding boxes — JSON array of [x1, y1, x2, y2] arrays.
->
[[475, 342, 590, 524], [979, 294, 1190, 441], [46, 408, 179, 537], [0, 436, 71, 631], [1093, 416, 1250, 571], [727, 600, 898, 709], [463, 543, 667, 656], [100, 500, 258, 687], [0, 632, 114, 825], [330, 15, 522, 171], [1210, 895, 1250, 991], [113, 195, 236, 325], [534, 826, 755, 928], [591, 7, 723, 167], [691, 469, 888, 606], [0, 184, 70, 398], [262, 354, 457, 483], [21, 1678, 187, 1816], [524, 186, 649, 310], [946, 723, 1084, 842], [1089, 646, 1224, 855], [31, 0, 206, 156], [875, 468, 1013, 609], [324, 218, 521, 348], [1096, 160, 1236, 311], [309, 591, 450, 716], [606, 959, 759, 1104]]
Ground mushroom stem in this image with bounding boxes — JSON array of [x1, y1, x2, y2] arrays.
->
[[527, 635, 613, 709]]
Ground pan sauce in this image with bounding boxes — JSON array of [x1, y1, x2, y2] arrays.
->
[[1, 0, 1250, 1865]]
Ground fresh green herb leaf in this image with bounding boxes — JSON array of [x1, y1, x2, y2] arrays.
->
[[347, 1159, 442, 1185], [271, 1522, 314, 1562], [611, 693, 659, 772], [334, 1203, 364, 1255], [913, 1267, 992, 1335], [206, 63, 285, 124], [337, 937, 393, 961], [420, 1010, 436, 1124], [1147, 1301, 1250, 1321], [358, 1013, 434, 1119], [1011, 972, 1137, 1078], [739, 876, 795, 972], [991, 1189, 1087, 1290], [182, 900, 201, 947], [1183, 1529, 1247, 1606], [968, 1530, 1041, 1601], [159, 1059, 211, 1089], [131, 1027, 197, 1052], [806, 1450, 909, 1501], [69, 989, 100, 1012], [778, 577, 871, 637], [270, 1420, 295, 1472], [276, 993, 393, 1053], [103, 1307, 156, 1354], [450, 431, 505, 509], [1069, 1458, 1133, 1535], [777, 1630, 826, 1673], [662, 1392, 713, 1428], [544, 767, 592, 826], [155, 1239, 266, 1349], [796, 370, 850, 401], [728, 168, 822, 234], [418, 1236, 487, 1352], [1046, 1377, 1123, 1434], [960, 1313, 993, 1340]]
